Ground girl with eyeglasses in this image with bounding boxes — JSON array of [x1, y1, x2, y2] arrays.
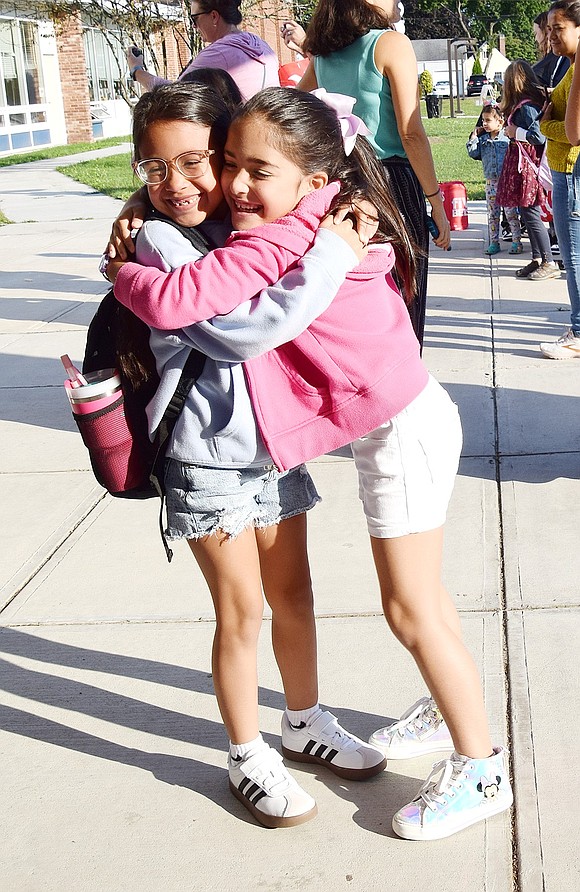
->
[[106, 81, 386, 829]]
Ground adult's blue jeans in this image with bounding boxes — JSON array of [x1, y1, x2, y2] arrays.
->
[[551, 167, 580, 333]]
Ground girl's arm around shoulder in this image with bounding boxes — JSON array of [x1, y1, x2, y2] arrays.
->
[[172, 229, 360, 362], [135, 220, 204, 271], [114, 186, 339, 330]]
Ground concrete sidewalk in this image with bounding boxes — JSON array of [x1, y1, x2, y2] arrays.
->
[[1, 155, 579, 892]]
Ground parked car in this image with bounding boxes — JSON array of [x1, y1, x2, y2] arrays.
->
[[467, 74, 489, 96], [434, 80, 450, 97]]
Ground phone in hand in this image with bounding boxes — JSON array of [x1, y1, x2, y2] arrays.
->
[[427, 215, 451, 250]]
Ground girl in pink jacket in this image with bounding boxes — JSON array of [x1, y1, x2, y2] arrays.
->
[[114, 87, 513, 841]]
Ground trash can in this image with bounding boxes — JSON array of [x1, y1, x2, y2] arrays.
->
[[425, 94, 441, 119]]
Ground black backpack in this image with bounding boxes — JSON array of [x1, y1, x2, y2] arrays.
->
[[81, 214, 216, 557]]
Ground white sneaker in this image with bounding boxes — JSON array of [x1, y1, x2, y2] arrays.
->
[[228, 744, 317, 828], [369, 697, 453, 759], [392, 746, 513, 840], [281, 709, 386, 779], [540, 328, 580, 359]]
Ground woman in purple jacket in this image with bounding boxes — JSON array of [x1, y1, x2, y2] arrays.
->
[[127, 0, 279, 100]]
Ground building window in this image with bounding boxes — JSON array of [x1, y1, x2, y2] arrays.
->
[[0, 17, 49, 154], [83, 26, 133, 103]]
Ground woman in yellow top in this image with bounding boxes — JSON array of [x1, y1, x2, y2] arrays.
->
[[539, 0, 580, 359]]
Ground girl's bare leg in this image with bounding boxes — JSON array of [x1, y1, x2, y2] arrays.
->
[[370, 526, 492, 759], [188, 527, 264, 744], [257, 513, 318, 711]]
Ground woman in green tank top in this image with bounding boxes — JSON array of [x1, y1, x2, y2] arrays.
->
[[286, 0, 450, 349]]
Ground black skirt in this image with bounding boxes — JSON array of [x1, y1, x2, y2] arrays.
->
[[381, 157, 429, 350]]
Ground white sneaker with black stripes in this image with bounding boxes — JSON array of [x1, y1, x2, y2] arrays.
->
[[228, 744, 317, 828], [281, 709, 387, 779]]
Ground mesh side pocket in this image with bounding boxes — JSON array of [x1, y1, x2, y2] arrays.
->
[[73, 395, 149, 493]]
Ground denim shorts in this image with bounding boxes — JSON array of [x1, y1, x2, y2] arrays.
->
[[164, 460, 320, 541], [350, 376, 462, 538]]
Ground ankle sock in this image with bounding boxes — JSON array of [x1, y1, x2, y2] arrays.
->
[[229, 733, 265, 761], [285, 704, 321, 729]]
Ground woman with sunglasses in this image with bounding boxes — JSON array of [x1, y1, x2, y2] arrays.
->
[[127, 0, 279, 100]]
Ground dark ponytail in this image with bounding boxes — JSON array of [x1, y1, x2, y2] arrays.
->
[[233, 87, 417, 302]]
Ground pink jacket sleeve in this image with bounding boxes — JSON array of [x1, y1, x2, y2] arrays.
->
[[114, 183, 340, 329]]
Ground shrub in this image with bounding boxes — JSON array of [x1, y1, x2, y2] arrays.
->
[[418, 70, 434, 97]]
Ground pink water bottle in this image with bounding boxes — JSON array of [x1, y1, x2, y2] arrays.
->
[[61, 356, 147, 493]]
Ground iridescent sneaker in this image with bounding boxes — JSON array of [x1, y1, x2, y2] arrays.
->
[[369, 697, 453, 759], [392, 746, 513, 840]]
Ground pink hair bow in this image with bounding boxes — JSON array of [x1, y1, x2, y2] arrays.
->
[[311, 88, 371, 155]]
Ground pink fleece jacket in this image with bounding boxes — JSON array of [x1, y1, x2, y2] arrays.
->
[[114, 185, 428, 470], [150, 32, 280, 100]]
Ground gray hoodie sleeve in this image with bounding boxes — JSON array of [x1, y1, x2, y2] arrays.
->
[[171, 229, 358, 361]]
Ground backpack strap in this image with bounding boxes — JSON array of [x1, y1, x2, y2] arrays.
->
[[149, 346, 206, 562], [145, 205, 221, 252], [507, 99, 531, 126]]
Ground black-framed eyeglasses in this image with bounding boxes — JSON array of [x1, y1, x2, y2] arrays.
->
[[191, 10, 212, 25], [133, 150, 216, 185]]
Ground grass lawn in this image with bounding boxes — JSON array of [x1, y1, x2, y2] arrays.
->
[[0, 135, 130, 168], [0, 98, 487, 203], [422, 96, 486, 199], [59, 152, 138, 203]]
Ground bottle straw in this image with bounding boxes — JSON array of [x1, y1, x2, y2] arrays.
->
[[60, 354, 88, 387]]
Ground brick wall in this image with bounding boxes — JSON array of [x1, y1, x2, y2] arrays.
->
[[55, 13, 93, 145], [158, 0, 295, 81]]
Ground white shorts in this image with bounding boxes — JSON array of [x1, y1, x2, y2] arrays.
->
[[350, 376, 462, 538]]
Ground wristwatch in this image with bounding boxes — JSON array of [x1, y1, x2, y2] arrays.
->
[[99, 252, 111, 281], [130, 65, 144, 81]]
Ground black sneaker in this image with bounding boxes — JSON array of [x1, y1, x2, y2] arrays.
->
[[515, 259, 540, 278]]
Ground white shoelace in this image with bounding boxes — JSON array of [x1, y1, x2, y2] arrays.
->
[[386, 697, 441, 739], [415, 755, 468, 812]]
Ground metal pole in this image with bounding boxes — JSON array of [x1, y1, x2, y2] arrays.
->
[[447, 39, 454, 118], [454, 47, 462, 114]]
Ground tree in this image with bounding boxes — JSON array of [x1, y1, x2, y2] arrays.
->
[[13, 0, 200, 104], [404, 0, 546, 62]]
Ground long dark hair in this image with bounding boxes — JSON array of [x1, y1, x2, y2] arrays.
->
[[500, 59, 547, 116], [193, 0, 242, 24], [303, 0, 392, 57], [121, 84, 231, 389], [232, 87, 416, 301]]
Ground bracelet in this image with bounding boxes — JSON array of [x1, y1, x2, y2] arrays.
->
[[425, 188, 441, 199], [130, 65, 144, 80]]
